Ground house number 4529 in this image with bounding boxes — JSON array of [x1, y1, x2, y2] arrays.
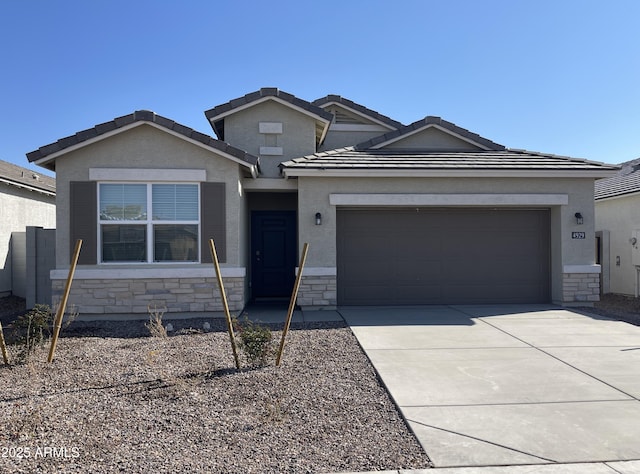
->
[[572, 232, 586, 239]]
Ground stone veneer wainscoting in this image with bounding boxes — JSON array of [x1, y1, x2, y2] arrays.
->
[[562, 272, 601, 304], [51, 275, 245, 318], [296, 272, 337, 309]]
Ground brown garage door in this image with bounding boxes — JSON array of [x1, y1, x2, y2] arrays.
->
[[337, 208, 550, 305]]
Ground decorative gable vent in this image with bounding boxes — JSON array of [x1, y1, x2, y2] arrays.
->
[[334, 109, 361, 125]]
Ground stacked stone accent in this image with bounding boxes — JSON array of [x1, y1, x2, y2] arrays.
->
[[52, 277, 245, 316], [562, 272, 600, 304], [297, 275, 337, 309]]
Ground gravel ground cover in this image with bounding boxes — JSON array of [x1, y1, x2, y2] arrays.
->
[[0, 306, 432, 474], [587, 293, 640, 326], [1, 293, 638, 473]]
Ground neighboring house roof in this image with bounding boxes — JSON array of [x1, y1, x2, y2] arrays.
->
[[26, 110, 259, 176], [312, 94, 404, 130], [355, 116, 507, 151], [0, 159, 55, 196], [204, 88, 333, 144], [281, 148, 620, 178], [595, 157, 640, 200]]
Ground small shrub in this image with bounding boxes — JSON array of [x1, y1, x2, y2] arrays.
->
[[234, 317, 274, 367], [146, 303, 168, 338], [12, 304, 54, 362]]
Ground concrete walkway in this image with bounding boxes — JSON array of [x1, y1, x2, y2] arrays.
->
[[341, 305, 640, 471]]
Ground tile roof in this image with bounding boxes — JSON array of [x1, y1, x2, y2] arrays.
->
[[595, 157, 640, 200], [204, 88, 333, 141], [281, 148, 619, 176], [354, 116, 507, 151], [0, 159, 55, 195], [26, 110, 259, 172], [312, 94, 404, 129]]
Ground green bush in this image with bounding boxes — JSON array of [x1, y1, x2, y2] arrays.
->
[[234, 318, 274, 367]]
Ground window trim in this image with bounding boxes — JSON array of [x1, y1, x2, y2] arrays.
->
[[90, 168, 206, 182], [97, 182, 201, 264]]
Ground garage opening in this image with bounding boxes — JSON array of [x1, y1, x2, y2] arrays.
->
[[337, 208, 550, 305]]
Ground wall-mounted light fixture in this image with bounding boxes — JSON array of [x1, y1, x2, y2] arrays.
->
[[574, 212, 584, 225], [315, 212, 322, 225]]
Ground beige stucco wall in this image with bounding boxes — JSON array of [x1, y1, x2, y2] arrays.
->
[[297, 176, 598, 304], [595, 193, 640, 295], [223, 101, 318, 178], [0, 184, 56, 294], [54, 124, 246, 269]]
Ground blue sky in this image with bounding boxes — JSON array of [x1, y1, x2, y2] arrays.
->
[[2, 0, 639, 176]]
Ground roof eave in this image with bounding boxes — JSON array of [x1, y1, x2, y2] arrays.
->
[[0, 177, 56, 196], [595, 189, 640, 201]]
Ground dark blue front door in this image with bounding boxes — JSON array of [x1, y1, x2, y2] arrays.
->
[[251, 211, 297, 298]]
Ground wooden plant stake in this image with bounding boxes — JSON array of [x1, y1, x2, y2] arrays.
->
[[47, 239, 82, 363], [0, 322, 9, 365], [209, 239, 240, 370], [276, 242, 309, 366]]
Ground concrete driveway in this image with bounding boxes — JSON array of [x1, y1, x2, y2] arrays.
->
[[341, 305, 640, 469]]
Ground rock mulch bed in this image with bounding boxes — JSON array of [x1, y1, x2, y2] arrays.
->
[[587, 293, 640, 326], [0, 318, 432, 473]]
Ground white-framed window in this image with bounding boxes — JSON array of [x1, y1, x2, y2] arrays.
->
[[98, 183, 200, 263]]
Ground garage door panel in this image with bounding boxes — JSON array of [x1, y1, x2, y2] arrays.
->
[[397, 262, 443, 283], [440, 284, 545, 303], [441, 259, 543, 282], [337, 208, 550, 305]]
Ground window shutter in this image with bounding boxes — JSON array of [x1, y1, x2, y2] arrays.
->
[[201, 182, 226, 263], [70, 181, 97, 264]]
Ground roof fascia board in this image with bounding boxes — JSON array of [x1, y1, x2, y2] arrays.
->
[[320, 100, 398, 130], [317, 121, 330, 146], [370, 123, 493, 150], [33, 122, 143, 167], [283, 168, 620, 179], [208, 96, 332, 127], [0, 177, 55, 196], [32, 121, 258, 176]]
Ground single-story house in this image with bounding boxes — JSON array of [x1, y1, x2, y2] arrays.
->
[[595, 157, 640, 296], [0, 159, 56, 298], [26, 88, 618, 317]]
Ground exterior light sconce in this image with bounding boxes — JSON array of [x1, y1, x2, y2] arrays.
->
[[315, 212, 322, 225], [574, 212, 583, 225]]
